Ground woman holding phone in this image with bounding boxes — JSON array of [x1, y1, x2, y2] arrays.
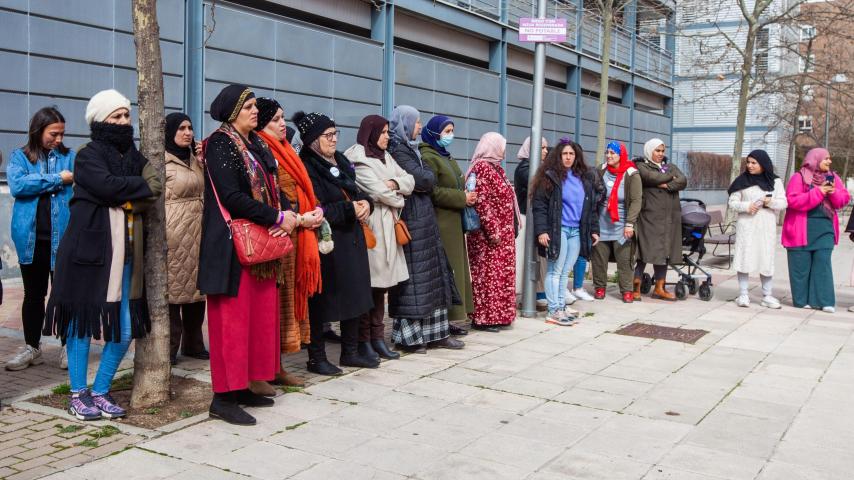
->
[[727, 150, 786, 308], [782, 147, 850, 312]]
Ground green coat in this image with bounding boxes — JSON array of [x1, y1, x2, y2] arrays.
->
[[420, 143, 473, 320], [635, 159, 687, 265]]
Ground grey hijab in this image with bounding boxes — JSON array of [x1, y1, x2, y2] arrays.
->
[[390, 105, 421, 158]]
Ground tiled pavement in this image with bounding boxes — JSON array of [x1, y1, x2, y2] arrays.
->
[[2, 237, 854, 479]]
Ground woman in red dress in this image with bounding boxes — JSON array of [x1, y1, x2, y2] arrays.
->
[[466, 132, 520, 330]]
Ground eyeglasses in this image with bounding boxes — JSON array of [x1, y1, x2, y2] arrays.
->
[[320, 130, 340, 141]]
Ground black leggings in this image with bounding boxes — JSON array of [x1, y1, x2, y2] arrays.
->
[[634, 261, 668, 281], [20, 240, 52, 348]]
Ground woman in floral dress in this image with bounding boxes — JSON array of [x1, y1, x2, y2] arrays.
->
[[466, 132, 519, 330]]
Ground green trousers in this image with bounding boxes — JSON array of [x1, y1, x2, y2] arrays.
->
[[786, 248, 834, 308], [591, 240, 634, 293]]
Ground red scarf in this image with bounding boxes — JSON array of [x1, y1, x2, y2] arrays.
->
[[257, 130, 322, 321], [605, 143, 635, 223]]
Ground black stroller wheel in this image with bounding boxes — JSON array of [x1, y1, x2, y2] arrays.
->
[[688, 278, 698, 295], [675, 281, 687, 300], [699, 282, 712, 301], [640, 273, 653, 294]]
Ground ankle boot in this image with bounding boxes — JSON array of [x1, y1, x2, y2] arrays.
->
[[632, 277, 643, 301], [652, 279, 676, 301], [209, 391, 256, 425], [358, 341, 381, 362], [306, 341, 343, 376], [248, 380, 277, 397], [371, 339, 400, 360], [340, 319, 379, 369]]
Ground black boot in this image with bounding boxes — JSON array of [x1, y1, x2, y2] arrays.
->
[[307, 341, 343, 376], [371, 339, 400, 360], [209, 391, 256, 426], [358, 341, 381, 362], [449, 324, 468, 336], [340, 319, 379, 368], [235, 389, 275, 407]]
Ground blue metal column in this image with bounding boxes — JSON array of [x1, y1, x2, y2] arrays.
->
[[625, 0, 638, 156], [573, 0, 583, 142], [489, 1, 509, 141], [184, 0, 204, 132], [371, 1, 395, 118], [568, 66, 581, 142]]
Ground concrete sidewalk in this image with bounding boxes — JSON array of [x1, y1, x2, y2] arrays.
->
[[26, 240, 854, 480]]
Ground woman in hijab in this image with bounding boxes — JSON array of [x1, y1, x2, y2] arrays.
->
[[633, 138, 687, 301], [254, 98, 324, 394], [198, 84, 298, 425], [466, 132, 518, 330], [591, 141, 642, 303], [295, 110, 379, 375], [783, 147, 850, 312], [386, 106, 465, 353], [420, 115, 474, 334], [163, 113, 208, 367], [727, 150, 787, 308], [345, 114, 415, 361]]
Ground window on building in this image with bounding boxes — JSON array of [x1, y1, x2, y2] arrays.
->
[[802, 84, 815, 102], [798, 115, 813, 132], [799, 53, 815, 73], [800, 25, 816, 42], [755, 28, 769, 74]]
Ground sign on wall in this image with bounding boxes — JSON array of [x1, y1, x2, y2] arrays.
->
[[518, 18, 567, 43]]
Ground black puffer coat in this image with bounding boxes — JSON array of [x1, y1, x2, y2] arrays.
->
[[386, 138, 459, 319], [531, 169, 602, 261]]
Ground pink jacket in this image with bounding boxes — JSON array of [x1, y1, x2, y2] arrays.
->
[[781, 172, 850, 248]]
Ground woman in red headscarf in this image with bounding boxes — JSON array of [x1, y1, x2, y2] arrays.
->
[[466, 132, 519, 330]]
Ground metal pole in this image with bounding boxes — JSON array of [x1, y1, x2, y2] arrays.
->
[[184, 0, 204, 133], [520, 0, 549, 317]]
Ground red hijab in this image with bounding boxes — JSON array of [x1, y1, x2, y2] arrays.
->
[[605, 142, 635, 223]]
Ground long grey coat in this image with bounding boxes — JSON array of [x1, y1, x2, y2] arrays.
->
[[635, 158, 688, 265]]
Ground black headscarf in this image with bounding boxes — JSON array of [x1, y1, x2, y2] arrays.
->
[[254, 97, 281, 132], [210, 84, 254, 123], [165, 112, 192, 161], [356, 114, 389, 161], [727, 149, 779, 195]]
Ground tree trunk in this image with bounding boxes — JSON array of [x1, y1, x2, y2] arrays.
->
[[130, 0, 170, 408], [595, 7, 614, 166], [726, 23, 758, 225]]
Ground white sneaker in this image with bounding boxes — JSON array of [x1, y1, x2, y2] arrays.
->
[[5, 345, 44, 371], [735, 295, 750, 307], [760, 296, 781, 309], [59, 347, 68, 370], [848, 305, 854, 313], [573, 288, 594, 302], [565, 290, 578, 305], [822, 306, 835, 313], [564, 306, 580, 317]]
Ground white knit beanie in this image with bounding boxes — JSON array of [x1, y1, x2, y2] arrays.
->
[[85, 89, 131, 125]]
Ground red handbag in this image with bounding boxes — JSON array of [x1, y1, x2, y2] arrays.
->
[[205, 166, 293, 266]]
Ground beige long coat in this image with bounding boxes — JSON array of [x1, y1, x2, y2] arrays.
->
[[165, 152, 205, 304]]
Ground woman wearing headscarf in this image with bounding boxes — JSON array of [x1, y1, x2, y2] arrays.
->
[[782, 147, 850, 312], [163, 113, 208, 367], [198, 84, 298, 425], [295, 110, 379, 375], [254, 98, 324, 394], [387, 106, 465, 353], [45, 89, 162, 421], [466, 132, 518, 329], [633, 138, 687, 301], [727, 150, 787, 308], [420, 115, 474, 333], [590, 141, 642, 303], [345, 114, 414, 361]]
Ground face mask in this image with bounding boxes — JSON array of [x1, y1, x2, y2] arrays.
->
[[437, 133, 454, 148]]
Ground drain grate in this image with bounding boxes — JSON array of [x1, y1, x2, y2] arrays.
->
[[614, 322, 708, 344]]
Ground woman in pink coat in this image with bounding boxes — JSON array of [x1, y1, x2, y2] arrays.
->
[[782, 147, 850, 312]]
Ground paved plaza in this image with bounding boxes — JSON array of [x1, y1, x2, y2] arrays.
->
[[2, 234, 854, 480]]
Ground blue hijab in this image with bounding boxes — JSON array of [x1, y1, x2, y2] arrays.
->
[[421, 115, 454, 157]]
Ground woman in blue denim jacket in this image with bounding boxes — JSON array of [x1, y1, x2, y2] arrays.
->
[[5, 107, 75, 372]]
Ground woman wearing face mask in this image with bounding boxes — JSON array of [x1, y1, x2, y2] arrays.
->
[[163, 113, 208, 367], [345, 115, 414, 361], [295, 111, 379, 375], [420, 115, 474, 333], [782, 147, 850, 312], [386, 106, 465, 353], [591, 142, 642, 303], [253, 98, 324, 394], [45, 89, 162, 421], [5, 107, 75, 372]]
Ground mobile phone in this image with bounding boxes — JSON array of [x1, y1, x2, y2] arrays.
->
[[825, 174, 834, 185]]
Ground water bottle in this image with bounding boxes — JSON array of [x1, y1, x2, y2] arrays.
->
[[465, 173, 477, 192]]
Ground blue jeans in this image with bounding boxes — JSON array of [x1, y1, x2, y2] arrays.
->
[[67, 262, 133, 395], [545, 226, 581, 314], [572, 257, 587, 290]]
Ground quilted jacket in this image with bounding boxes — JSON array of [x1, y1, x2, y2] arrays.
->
[[165, 151, 205, 304]]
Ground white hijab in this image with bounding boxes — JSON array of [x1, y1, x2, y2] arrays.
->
[[643, 138, 666, 164]]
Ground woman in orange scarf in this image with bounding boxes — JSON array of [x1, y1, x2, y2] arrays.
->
[[253, 98, 324, 394]]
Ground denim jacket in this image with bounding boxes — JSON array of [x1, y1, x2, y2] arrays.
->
[[7, 147, 75, 269]]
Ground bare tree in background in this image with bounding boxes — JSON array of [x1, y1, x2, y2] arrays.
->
[[131, 0, 170, 408]]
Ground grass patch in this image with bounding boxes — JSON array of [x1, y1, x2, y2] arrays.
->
[[144, 407, 161, 415], [279, 386, 304, 394], [76, 439, 99, 448], [582, 312, 595, 317], [89, 425, 121, 439], [179, 410, 193, 419], [111, 372, 134, 391], [56, 424, 84, 434], [52, 384, 71, 395], [285, 421, 307, 431]]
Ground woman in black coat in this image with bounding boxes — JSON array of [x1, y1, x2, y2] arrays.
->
[[294, 111, 379, 375], [386, 106, 464, 353]]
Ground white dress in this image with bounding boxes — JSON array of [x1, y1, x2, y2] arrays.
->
[[727, 179, 787, 276]]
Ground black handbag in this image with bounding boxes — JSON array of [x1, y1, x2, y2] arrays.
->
[[462, 206, 481, 233]]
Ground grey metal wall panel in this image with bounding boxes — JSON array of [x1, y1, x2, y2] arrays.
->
[[0, 52, 28, 92], [0, 11, 28, 51], [274, 23, 334, 71], [333, 37, 383, 79], [205, 49, 277, 89], [275, 62, 333, 97], [28, 16, 115, 65], [29, 0, 116, 30], [0, 93, 28, 132]]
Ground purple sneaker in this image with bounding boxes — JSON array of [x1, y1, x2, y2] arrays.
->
[[69, 390, 102, 421], [92, 392, 127, 419]]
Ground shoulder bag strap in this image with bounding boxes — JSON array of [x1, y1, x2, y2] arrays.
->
[[204, 165, 234, 238]]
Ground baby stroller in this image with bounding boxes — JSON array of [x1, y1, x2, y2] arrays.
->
[[639, 198, 714, 301]]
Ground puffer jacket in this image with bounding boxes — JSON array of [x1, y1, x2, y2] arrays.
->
[[532, 169, 602, 261], [386, 137, 460, 319], [165, 152, 205, 304]]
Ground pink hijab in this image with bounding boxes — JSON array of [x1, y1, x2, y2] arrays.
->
[[801, 147, 834, 216], [466, 132, 522, 227], [516, 136, 548, 160]]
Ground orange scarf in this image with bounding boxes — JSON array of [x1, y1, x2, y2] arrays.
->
[[257, 130, 321, 320]]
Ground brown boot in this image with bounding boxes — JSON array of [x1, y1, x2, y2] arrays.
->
[[274, 370, 306, 387], [248, 380, 277, 397], [632, 277, 643, 301], [651, 279, 676, 301]]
